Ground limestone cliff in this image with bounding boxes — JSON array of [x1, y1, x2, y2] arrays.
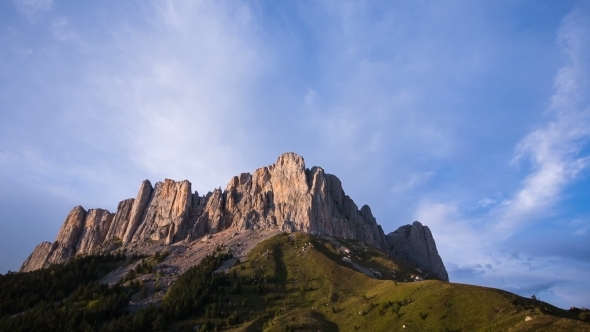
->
[[131, 179, 192, 245], [104, 198, 134, 242], [19, 152, 448, 281], [21, 206, 86, 272], [386, 221, 449, 281], [122, 180, 153, 245]]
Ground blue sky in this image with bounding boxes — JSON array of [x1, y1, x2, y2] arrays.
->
[[1, 0, 589, 309]]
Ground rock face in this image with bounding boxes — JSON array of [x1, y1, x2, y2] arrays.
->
[[195, 153, 388, 250], [131, 179, 192, 245], [75, 209, 114, 254], [21, 206, 87, 272], [104, 198, 134, 242], [19, 152, 448, 281], [19, 242, 53, 273], [122, 180, 153, 245], [386, 221, 449, 281]]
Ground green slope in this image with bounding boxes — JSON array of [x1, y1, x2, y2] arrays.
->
[[174, 233, 590, 332], [2, 233, 589, 331]]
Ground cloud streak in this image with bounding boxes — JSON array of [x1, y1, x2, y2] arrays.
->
[[413, 1, 590, 308], [496, 1, 590, 232]]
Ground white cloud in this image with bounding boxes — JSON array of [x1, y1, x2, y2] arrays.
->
[[392, 171, 434, 193], [412, 199, 488, 265], [478, 197, 495, 208], [15, 0, 52, 11], [76, 1, 270, 193], [14, 0, 52, 20], [496, 3, 590, 232], [411, 3, 590, 308]]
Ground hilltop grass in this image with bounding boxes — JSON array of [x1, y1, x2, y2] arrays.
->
[[171, 233, 589, 332]]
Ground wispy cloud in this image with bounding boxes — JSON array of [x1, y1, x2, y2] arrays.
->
[[446, 262, 491, 279], [392, 171, 434, 193], [478, 197, 495, 208], [51, 17, 81, 43], [72, 2, 271, 193], [495, 2, 590, 232], [14, 0, 52, 21], [413, 2, 590, 307]]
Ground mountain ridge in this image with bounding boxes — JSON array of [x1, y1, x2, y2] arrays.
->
[[20, 152, 448, 281]]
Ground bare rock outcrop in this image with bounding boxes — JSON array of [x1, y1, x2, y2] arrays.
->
[[192, 153, 388, 250], [386, 221, 449, 281], [20, 152, 448, 280], [105, 198, 134, 242], [122, 180, 153, 244], [131, 179, 192, 245], [75, 208, 114, 254], [44, 205, 87, 266], [20, 205, 87, 272], [19, 242, 53, 272]]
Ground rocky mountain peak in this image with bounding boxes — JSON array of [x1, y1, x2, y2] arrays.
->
[[20, 153, 448, 281]]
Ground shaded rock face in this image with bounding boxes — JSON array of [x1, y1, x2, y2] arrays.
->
[[104, 198, 134, 242], [20, 152, 448, 280], [386, 221, 449, 281]]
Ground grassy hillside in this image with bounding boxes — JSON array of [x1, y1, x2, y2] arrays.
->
[[173, 233, 589, 332], [2, 233, 589, 331]]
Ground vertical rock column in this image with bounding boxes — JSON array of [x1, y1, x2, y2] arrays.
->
[[122, 180, 153, 244], [45, 205, 88, 266], [131, 179, 192, 245], [104, 198, 135, 242]]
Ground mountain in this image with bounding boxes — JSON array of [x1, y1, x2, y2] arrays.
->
[[8, 153, 590, 331], [20, 152, 447, 281]]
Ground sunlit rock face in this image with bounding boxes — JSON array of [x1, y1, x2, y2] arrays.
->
[[21, 205, 86, 272], [20, 152, 448, 281], [75, 208, 114, 254]]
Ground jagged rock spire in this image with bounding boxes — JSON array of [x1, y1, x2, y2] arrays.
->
[[20, 152, 448, 281]]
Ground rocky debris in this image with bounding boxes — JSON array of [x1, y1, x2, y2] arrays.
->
[[386, 221, 448, 281], [99, 228, 280, 311], [20, 153, 448, 280]]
